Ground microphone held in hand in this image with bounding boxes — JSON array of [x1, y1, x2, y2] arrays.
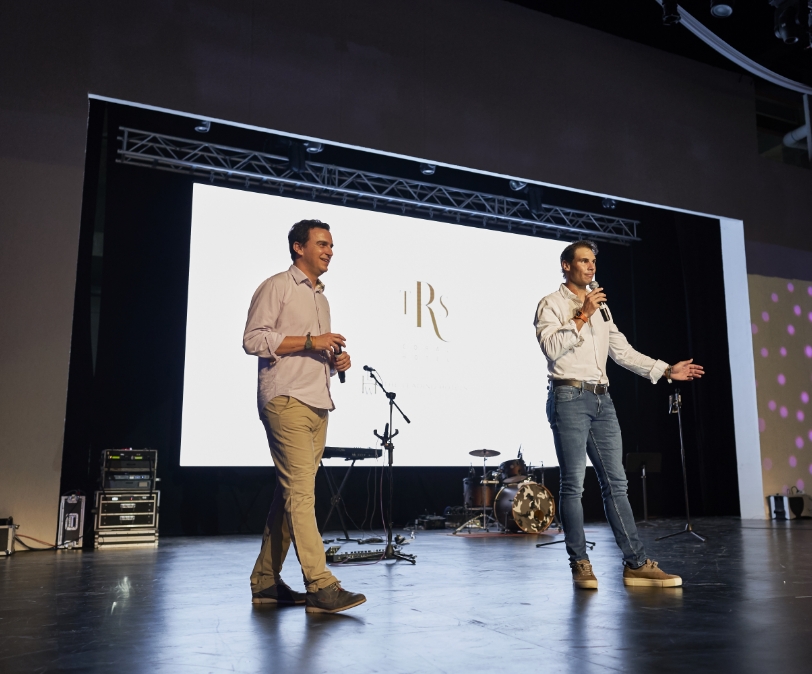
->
[[334, 345, 346, 383], [588, 281, 611, 322]]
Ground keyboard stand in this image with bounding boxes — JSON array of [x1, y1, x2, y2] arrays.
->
[[320, 459, 358, 542]]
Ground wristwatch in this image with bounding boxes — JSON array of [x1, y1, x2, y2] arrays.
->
[[304, 332, 313, 350], [664, 365, 672, 384], [574, 310, 587, 323]]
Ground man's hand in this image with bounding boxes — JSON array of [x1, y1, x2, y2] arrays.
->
[[333, 350, 351, 372], [670, 359, 705, 381], [581, 286, 606, 319], [311, 332, 345, 352]]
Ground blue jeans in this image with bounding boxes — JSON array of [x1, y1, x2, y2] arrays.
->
[[546, 385, 647, 567]]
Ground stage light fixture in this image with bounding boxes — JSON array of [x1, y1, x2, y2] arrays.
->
[[420, 163, 436, 176], [194, 120, 211, 133], [710, 0, 735, 17], [509, 180, 527, 191], [662, 0, 681, 25], [771, 0, 802, 44], [305, 142, 323, 154], [602, 198, 617, 210], [526, 185, 544, 216]]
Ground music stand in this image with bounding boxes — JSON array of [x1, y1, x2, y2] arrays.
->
[[625, 452, 661, 527]]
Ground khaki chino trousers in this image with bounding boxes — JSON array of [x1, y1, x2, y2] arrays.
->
[[250, 395, 338, 593]]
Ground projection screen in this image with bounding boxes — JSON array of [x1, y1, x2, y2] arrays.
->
[[180, 183, 570, 467]]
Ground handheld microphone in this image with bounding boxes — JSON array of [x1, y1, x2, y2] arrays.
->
[[363, 365, 375, 372], [334, 346, 346, 383], [588, 281, 611, 322]]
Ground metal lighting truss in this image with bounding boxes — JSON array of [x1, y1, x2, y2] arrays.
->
[[117, 127, 639, 244]]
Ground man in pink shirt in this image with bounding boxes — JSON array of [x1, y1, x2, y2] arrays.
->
[[243, 219, 365, 614]]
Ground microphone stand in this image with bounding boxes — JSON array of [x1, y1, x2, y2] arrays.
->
[[655, 389, 706, 543], [366, 367, 416, 564]]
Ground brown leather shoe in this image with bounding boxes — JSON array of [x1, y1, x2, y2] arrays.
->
[[251, 580, 306, 605], [570, 559, 598, 589], [305, 582, 367, 614], [623, 560, 682, 587]]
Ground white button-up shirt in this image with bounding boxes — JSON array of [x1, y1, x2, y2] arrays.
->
[[534, 283, 667, 385], [243, 265, 335, 414]]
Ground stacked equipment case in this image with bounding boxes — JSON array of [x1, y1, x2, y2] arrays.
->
[[94, 449, 160, 549]]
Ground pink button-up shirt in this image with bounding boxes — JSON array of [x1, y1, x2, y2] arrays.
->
[[243, 265, 335, 414]]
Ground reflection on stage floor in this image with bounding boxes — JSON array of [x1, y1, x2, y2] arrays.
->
[[2, 518, 811, 673]]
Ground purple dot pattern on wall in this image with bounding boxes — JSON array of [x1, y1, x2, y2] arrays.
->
[[798, 479, 805, 491], [752, 280, 812, 494]]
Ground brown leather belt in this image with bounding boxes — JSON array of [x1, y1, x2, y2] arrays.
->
[[550, 379, 609, 395]]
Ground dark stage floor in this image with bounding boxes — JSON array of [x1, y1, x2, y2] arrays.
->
[[2, 518, 812, 673]]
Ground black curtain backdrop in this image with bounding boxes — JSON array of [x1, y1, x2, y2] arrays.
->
[[61, 102, 739, 540]]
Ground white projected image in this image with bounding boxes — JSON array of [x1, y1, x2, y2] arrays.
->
[[180, 184, 566, 467]]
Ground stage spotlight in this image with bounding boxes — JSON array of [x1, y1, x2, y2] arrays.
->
[[194, 120, 211, 133], [602, 198, 617, 210], [305, 142, 323, 154], [710, 1, 735, 17], [509, 180, 527, 191], [662, 0, 681, 25], [420, 163, 436, 176], [771, 0, 802, 44]]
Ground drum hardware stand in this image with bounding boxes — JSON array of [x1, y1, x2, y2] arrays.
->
[[454, 449, 501, 534], [656, 389, 706, 543], [356, 366, 416, 564]]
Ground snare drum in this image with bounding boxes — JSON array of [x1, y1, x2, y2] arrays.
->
[[463, 477, 496, 508], [493, 481, 556, 533]]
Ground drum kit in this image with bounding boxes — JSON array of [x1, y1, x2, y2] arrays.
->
[[454, 448, 559, 535]]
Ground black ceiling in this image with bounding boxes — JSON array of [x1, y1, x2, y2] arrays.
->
[[505, 1, 812, 88]]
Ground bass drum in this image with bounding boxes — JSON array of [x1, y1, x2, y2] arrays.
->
[[494, 481, 556, 533]]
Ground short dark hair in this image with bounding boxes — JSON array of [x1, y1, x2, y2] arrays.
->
[[560, 240, 598, 278], [288, 219, 330, 261]]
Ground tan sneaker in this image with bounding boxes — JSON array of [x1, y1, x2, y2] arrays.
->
[[623, 560, 682, 587], [570, 560, 598, 589]]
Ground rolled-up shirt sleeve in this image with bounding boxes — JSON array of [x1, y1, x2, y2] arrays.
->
[[535, 299, 584, 361], [608, 323, 668, 383], [243, 278, 286, 361]]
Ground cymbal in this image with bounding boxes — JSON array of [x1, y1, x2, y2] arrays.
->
[[469, 449, 501, 458]]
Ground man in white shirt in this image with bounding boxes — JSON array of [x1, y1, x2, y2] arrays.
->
[[535, 240, 704, 589]]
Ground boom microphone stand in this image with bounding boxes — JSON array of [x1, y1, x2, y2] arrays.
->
[[365, 366, 416, 564], [656, 388, 706, 543]]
